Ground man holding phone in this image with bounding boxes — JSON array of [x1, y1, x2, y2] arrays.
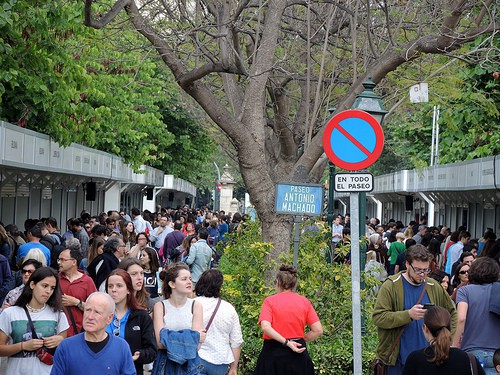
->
[[372, 244, 457, 375]]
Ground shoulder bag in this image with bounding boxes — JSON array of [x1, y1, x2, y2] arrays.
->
[[22, 306, 56, 366]]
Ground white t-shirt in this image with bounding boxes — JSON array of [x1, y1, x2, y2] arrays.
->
[[0, 305, 69, 375]]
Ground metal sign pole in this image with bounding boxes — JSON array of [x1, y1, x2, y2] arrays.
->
[[293, 216, 301, 267], [350, 192, 362, 374]]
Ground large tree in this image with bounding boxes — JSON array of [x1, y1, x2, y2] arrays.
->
[[83, 0, 499, 261], [0, 0, 217, 173]]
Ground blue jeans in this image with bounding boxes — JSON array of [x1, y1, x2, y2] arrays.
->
[[387, 358, 404, 375], [199, 358, 229, 375], [468, 349, 496, 375]]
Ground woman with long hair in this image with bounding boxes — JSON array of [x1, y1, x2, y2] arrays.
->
[[152, 263, 205, 374], [0, 267, 69, 374], [139, 247, 161, 308], [81, 237, 105, 271], [118, 257, 151, 311], [121, 221, 137, 251], [254, 264, 323, 375], [451, 262, 470, 302], [402, 306, 484, 374], [105, 269, 156, 375], [428, 269, 452, 295], [179, 234, 198, 262]]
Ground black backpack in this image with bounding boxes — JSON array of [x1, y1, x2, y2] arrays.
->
[[50, 233, 66, 268]]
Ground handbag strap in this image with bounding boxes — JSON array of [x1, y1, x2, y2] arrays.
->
[[467, 353, 478, 375], [387, 281, 428, 359], [22, 306, 38, 339], [65, 307, 79, 334], [205, 298, 221, 332]]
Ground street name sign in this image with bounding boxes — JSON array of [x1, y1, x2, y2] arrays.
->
[[334, 173, 373, 192], [275, 183, 323, 216], [322, 109, 384, 170]]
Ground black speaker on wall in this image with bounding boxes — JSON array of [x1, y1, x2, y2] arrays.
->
[[168, 192, 175, 202], [146, 188, 154, 200], [185, 197, 191, 205], [86, 182, 96, 201], [334, 200, 339, 209], [405, 195, 413, 211]]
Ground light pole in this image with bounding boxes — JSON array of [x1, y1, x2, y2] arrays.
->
[[351, 76, 388, 336], [214, 162, 221, 211], [327, 106, 336, 229]]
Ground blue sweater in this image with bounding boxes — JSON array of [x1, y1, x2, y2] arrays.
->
[[50, 333, 136, 375]]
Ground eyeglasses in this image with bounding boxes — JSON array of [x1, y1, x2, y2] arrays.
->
[[459, 270, 469, 275], [137, 237, 147, 241], [113, 317, 120, 336], [409, 264, 431, 275], [21, 269, 34, 275], [57, 258, 75, 263]]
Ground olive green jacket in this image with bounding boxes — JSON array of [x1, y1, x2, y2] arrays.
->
[[372, 272, 457, 366]]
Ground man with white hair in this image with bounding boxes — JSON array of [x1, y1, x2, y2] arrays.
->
[[51, 292, 136, 375]]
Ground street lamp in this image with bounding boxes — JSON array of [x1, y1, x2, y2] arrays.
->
[[352, 76, 388, 124], [351, 75, 387, 335]]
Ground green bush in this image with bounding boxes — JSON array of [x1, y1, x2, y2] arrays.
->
[[218, 220, 379, 374]]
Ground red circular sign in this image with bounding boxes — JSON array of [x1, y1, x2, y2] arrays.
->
[[322, 109, 384, 171]]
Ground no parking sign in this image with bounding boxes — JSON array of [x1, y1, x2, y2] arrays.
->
[[322, 109, 384, 170]]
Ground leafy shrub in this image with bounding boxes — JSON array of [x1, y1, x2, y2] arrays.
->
[[218, 220, 380, 374]]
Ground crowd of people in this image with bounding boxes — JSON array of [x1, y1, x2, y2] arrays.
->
[[0, 207, 247, 375], [0, 205, 499, 375]]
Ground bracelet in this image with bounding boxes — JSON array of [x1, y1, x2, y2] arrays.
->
[[282, 339, 289, 347]]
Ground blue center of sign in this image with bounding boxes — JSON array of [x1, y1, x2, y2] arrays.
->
[[329, 118, 376, 163]]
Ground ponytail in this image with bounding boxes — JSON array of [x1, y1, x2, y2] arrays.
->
[[429, 326, 451, 366], [424, 306, 452, 366]]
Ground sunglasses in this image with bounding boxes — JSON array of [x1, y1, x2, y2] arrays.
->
[[21, 269, 34, 275], [113, 317, 120, 336], [459, 270, 469, 275]]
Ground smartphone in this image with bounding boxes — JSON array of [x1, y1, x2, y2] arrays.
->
[[423, 303, 435, 309]]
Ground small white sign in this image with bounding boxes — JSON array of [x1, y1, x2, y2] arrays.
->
[[334, 173, 373, 192], [409, 82, 429, 103]]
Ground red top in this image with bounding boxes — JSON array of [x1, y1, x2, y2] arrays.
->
[[59, 271, 97, 336], [258, 291, 320, 340]]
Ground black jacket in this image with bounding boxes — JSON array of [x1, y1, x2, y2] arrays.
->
[[125, 308, 157, 375], [87, 252, 119, 290]]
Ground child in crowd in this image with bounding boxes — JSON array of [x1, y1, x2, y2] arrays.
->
[[494, 348, 500, 374]]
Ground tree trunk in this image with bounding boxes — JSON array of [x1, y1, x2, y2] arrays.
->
[[261, 212, 293, 284]]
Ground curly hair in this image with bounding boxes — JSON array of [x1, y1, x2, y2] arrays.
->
[[468, 257, 499, 285]]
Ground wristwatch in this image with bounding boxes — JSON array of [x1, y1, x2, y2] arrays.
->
[[77, 300, 83, 309]]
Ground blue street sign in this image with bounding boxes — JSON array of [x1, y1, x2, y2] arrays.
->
[[275, 183, 323, 216]]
